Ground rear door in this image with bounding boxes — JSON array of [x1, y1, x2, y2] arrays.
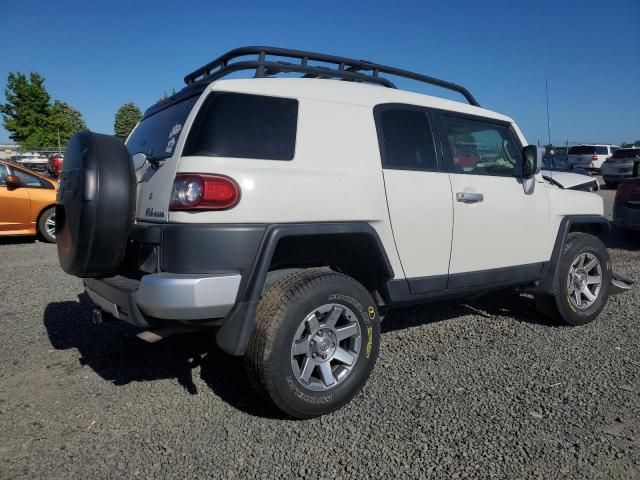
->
[[436, 112, 550, 284], [0, 163, 31, 233], [375, 104, 453, 293]]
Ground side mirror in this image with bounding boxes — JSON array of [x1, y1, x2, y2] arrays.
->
[[522, 145, 541, 178], [5, 174, 22, 190]]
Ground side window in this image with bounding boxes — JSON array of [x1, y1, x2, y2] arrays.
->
[[376, 107, 438, 171], [442, 115, 522, 177], [183, 92, 298, 160], [595, 146, 609, 155], [12, 168, 48, 188], [0, 164, 8, 186]]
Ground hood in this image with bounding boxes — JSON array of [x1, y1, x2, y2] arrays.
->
[[541, 170, 594, 189]]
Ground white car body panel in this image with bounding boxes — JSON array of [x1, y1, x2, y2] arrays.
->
[[541, 170, 598, 190], [448, 173, 550, 273], [382, 170, 453, 280]]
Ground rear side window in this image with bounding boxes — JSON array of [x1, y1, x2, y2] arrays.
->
[[612, 149, 640, 159], [375, 107, 438, 171], [569, 146, 596, 155], [595, 146, 609, 155], [0, 164, 8, 185], [184, 92, 298, 160]]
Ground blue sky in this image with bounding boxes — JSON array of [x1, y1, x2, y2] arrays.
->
[[1, 0, 639, 146]]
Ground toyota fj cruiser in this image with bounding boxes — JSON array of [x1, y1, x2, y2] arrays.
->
[[56, 47, 633, 419]]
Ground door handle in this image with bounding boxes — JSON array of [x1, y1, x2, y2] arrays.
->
[[456, 192, 484, 203]]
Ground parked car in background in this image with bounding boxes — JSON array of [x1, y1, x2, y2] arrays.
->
[[0, 159, 57, 242], [614, 162, 640, 237], [47, 153, 64, 178], [17, 152, 49, 173], [567, 144, 619, 171], [541, 154, 593, 177], [601, 148, 640, 187]]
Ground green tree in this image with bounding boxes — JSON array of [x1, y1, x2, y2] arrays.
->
[[634, 139, 640, 148], [49, 100, 87, 149], [114, 102, 142, 139], [0, 72, 52, 148]]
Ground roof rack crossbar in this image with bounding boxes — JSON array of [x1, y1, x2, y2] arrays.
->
[[183, 46, 480, 106]]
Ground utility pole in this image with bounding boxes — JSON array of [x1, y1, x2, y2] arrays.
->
[[57, 128, 61, 154], [545, 78, 552, 148]]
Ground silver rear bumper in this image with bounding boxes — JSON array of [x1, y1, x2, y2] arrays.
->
[[85, 272, 241, 324], [136, 273, 241, 319]]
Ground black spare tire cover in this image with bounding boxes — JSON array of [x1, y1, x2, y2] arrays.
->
[[57, 131, 135, 277]]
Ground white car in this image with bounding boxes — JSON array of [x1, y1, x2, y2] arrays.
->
[[55, 46, 633, 419], [567, 144, 619, 171]]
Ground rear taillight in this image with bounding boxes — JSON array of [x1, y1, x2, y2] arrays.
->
[[170, 174, 240, 210], [591, 155, 598, 161]]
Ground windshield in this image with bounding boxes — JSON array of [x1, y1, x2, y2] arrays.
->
[[126, 96, 199, 158], [612, 149, 640, 159]]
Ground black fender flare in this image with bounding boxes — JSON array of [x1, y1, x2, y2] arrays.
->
[[216, 222, 394, 355], [535, 215, 610, 293]]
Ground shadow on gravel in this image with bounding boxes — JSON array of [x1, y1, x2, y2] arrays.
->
[[601, 227, 640, 252], [43, 293, 282, 419], [0, 236, 37, 245], [382, 289, 558, 333]]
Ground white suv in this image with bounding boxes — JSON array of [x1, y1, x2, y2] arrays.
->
[[568, 144, 620, 171], [55, 47, 632, 418]]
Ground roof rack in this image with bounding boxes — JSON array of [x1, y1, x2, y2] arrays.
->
[[183, 46, 480, 107]]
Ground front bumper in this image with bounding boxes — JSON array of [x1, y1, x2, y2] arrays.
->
[[85, 272, 242, 327]]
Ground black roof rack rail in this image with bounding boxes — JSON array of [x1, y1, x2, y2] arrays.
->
[[183, 46, 480, 107]]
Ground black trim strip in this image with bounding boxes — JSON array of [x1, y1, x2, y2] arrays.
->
[[447, 262, 544, 290]]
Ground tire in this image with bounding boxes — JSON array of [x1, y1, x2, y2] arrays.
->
[[245, 268, 380, 419], [56, 132, 135, 277], [535, 233, 611, 326], [604, 181, 616, 189], [37, 207, 56, 243]]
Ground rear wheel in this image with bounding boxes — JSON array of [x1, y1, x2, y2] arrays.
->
[[38, 207, 56, 243], [535, 233, 611, 326], [245, 268, 380, 419]]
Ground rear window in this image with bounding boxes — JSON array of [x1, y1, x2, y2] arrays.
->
[[612, 148, 640, 159], [126, 96, 199, 158], [183, 92, 298, 160], [595, 146, 609, 155], [569, 146, 596, 155]]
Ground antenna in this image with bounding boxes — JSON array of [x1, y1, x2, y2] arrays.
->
[[545, 78, 551, 147]]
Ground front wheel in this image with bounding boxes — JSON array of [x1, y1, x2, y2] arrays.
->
[[535, 233, 611, 326], [38, 207, 56, 243], [245, 268, 380, 419]]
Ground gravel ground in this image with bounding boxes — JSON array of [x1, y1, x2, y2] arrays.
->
[[1, 187, 639, 479]]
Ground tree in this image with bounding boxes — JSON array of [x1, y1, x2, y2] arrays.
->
[[49, 100, 87, 149], [0, 72, 52, 149], [635, 139, 640, 148], [114, 102, 142, 139]]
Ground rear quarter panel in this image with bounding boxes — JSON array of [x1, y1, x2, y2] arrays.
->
[[173, 97, 404, 278], [28, 185, 56, 229]]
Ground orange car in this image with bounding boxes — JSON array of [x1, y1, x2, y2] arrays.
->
[[0, 159, 57, 242]]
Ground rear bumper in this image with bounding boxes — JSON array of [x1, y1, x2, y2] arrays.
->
[[85, 272, 242, 327]]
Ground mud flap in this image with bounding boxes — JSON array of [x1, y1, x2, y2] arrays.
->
[[610, 272, 634, 295]]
